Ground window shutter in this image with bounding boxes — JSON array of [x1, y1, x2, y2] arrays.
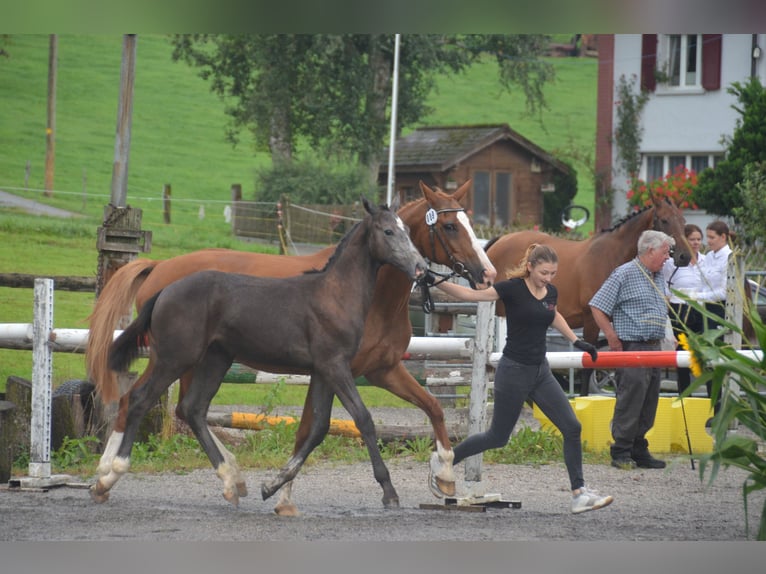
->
[[702, 34, 722, 91], [641, 34, 657, 92]]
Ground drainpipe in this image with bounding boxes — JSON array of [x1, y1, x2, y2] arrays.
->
[[752, 34, 761, 78]]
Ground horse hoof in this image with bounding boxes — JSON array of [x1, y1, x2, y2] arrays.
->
[[90, 486, 110, 504], [236, 481, 248, 498], [435, 476, 456, 498], [274, 502, 300, 517], [383, 497, 400, 509], [261, 482, 277, 501], [223, 489, 239, 508]]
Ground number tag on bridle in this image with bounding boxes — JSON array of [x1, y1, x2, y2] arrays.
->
[[425, 208, 438, 226]]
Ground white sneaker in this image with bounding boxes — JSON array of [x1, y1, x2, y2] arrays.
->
[[571, 486, 614, 514]]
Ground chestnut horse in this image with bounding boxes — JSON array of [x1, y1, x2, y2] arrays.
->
[[86, 180, 496, 514], [485, 196, 691, 347], [91, 198, 428, 507]]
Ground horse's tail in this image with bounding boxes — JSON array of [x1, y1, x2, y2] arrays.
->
[[107, 291, 160, 380], [86, 259, 158, 403]]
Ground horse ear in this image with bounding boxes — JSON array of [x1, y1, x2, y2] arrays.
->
[[361, 195, 375, 215], [389, 193, 401, 212], [419, 180, 436, 205], [452, 179, 471, 207]]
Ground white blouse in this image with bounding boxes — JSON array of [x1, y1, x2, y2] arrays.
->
[[662, 254, 707, 304], [697, 244, 733, 303]]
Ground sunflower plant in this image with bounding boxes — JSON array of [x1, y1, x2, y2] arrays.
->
[[673, 287, 766, 540]]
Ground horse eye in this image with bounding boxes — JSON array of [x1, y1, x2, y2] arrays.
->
[[443, 223, 457, 232], [384, 229, 394, 236]]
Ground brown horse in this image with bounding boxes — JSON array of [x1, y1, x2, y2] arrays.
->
[[86, 180, 496, 514], [91, 198, 427, 508], [485, 196, 691, 347]]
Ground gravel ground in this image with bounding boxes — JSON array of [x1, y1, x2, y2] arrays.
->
[[1, 404, 764, 542]]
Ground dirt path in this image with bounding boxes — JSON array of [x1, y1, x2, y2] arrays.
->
[[1, 443, 763, 541]]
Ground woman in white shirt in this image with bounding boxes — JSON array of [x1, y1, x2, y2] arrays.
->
[[697, 220, 733, 403], [662, 224, 706, 395], [697, 220, 733, 328]]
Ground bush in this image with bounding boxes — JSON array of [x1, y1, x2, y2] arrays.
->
[[254, 157, 378, 205]]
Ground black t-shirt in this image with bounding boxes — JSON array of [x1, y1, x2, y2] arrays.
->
[[494, 277, 557, 365]]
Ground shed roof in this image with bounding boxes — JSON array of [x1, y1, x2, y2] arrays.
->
[[383, 124, 571, 175]]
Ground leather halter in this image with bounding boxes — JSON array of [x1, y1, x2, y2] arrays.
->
[[425, 206, 475, 287]]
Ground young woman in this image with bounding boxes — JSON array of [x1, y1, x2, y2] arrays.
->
[[662, 223, 706, 395], [426, 243, 613, 514], [697, 220, 733, 328], [697, 220, 733, 403]]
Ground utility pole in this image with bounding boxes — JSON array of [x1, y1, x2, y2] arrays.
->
[[44, 34, 57, 197], [95, 34, 151, 300], [94, 35, 153, 442]]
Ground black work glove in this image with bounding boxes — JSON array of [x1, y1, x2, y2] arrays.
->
[[423, 270, 437, 286], [573, 339, 598, 362]]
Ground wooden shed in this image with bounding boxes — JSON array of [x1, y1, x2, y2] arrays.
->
[[379, 124, 573, 228]]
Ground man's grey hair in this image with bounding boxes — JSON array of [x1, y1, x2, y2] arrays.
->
[[637, 229, 675, 255]]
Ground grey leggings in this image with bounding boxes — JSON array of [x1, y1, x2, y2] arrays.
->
[[453, 355, 584, 491]]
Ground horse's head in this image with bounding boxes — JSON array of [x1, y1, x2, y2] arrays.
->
[[651, 196, 692, 267], [401, 180, 496, 288], [362, 196, 427, 281]]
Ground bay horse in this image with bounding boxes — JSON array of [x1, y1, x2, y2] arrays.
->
[[91, 197, 428, 507], [86, 180, 496, 514], [485, 195, 691, 348]]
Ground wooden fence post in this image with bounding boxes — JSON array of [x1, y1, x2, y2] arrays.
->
[[230, 183, 241, 235], [162, 184, 171, 224]]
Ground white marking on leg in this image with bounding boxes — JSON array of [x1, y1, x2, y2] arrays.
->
[[216, 462, 239, 502], [433, 440, 456, 483], [210, 427, 247, 496], [99, 455, 130, 491], [97, 432, 123, 477]]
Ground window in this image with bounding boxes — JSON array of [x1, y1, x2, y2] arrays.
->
[[667, 35, 701, 88], [472, 172, 491, 226], [640, 34, 721, 93], [641, 153, 722, 181], [472, 170, 512, 227]]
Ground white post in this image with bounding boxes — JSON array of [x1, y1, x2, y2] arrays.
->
[[29, 278, 54, 479], [385, 33, 401, 206], [464, 300, 495, 482]]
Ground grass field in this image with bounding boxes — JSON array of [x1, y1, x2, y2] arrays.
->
[[0, 34, 598, 397]]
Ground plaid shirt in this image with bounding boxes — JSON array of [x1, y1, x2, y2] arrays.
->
[[589, 258, 668, 342]]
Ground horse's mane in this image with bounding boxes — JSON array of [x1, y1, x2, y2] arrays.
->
[[484, 235, 502, 252], [304, 203, 399, 275], [599, 203, 653, 233]]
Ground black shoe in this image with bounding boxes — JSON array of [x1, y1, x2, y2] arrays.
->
[[611, 458, 637, 470], [632, 454, 666, 469]]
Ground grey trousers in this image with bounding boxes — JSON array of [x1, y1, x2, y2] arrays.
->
[[610, 340, 662, 459], [453, 355, 585, 491]]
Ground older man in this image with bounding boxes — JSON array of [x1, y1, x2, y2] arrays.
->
[[589, 229, 675, 470]]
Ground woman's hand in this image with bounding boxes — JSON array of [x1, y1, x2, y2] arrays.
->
[[573, 339, 598, 362]]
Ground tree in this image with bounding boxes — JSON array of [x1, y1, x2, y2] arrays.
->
[[542, 160, 578, 232], [695, 77, 766, 216], [170, 34, 554, 186]]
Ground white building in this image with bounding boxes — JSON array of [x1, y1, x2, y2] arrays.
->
[[595, 34, 766, 231]]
